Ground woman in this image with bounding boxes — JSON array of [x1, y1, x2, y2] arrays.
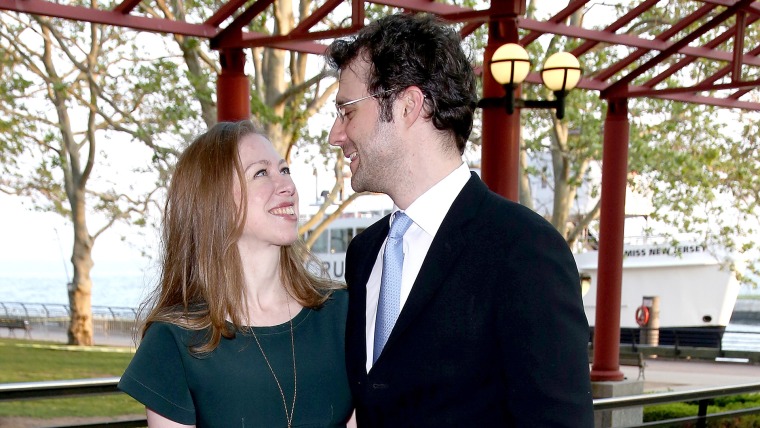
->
[[118, 120, 354, 427]]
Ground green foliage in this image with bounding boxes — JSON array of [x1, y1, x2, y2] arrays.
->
[[0, 339, 143, 419], [713, 394, 760, 409], [644, 402, 697, 422], [645, 394, 760, 427]]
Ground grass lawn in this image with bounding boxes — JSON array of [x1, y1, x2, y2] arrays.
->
[[0, 338, 144, 419]]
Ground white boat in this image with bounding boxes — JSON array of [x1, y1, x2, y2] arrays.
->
[[577, 242, 742, 347], [306, 215, 743, 347]]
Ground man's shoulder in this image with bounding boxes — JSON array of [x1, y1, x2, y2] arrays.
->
[[458, 185, 562, 240]]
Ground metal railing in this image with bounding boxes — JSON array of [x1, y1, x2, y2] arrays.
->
[[616, 326, 760, 363], [0, 302, 138, 338], [1, 378, 759, 428], [595, 382, 760, 428]]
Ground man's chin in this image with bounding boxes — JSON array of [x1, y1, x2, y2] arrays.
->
[[349, 175, 365, 193]]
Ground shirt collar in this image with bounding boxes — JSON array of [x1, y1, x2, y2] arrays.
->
[[391, 162, 470, 236]]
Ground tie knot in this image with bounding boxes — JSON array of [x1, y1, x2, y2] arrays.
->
[[388, 212, 413, 239]]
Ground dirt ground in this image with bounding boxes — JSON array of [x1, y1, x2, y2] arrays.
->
[[0, 414, 144, 427]]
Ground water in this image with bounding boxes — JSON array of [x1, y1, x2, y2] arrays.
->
[[723, 323, 760, 352], [0, 272, 154, 308]]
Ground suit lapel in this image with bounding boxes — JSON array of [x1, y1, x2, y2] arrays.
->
[[347, 215, 389, 375], [381, 173, 488, 354]]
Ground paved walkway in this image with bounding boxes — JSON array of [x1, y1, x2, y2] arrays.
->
[[616, 357, 760, 393], [2, 325, 137, 348]]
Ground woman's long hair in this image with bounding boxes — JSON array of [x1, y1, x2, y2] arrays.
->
[[138, 120, 341, 354]]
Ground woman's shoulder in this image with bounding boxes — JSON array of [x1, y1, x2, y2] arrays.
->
[[326, 288, 348, 306], [312, 288, 347, 317], [143, 320, 207, 346]]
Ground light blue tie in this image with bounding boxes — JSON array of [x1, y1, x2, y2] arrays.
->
[[374, 212, 413, 364]]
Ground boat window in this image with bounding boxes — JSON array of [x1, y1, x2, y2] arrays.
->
[[330, 228, 354, 253], [310, 232, 328, 254]]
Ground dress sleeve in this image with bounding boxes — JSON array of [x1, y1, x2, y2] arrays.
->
[[118, 322, 196, 425]]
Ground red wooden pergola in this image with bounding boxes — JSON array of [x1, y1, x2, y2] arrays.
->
[[1, 0, 758, 382]]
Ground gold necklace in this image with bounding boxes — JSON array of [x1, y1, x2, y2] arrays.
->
[[250, 292, 297, 428]]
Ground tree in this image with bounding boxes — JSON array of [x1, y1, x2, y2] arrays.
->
[[0, 13, 192, 344], [516, 0, 760, 277]]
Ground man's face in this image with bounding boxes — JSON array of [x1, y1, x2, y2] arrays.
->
[[328, 58, 402, 194]]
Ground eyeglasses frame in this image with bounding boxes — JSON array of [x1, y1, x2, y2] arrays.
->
[[334, 88, 398, 122]]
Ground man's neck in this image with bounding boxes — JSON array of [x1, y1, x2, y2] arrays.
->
[[390, 157, 463, 210]]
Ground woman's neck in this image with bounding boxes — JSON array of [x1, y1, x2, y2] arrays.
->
[[238, 244, 298, 326]]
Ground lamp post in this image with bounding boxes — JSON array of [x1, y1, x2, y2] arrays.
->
[[478, 43, 582, 119]]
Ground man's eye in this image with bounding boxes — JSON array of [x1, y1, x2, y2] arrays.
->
[[281, 167, 291, 175]]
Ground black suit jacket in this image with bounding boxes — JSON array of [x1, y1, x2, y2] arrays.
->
[[345, 173, 593, 427]]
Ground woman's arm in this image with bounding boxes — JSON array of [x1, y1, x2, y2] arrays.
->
[[147, 408, 195, 428]]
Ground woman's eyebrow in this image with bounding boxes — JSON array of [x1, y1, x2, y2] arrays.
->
[[243, 159, 270, 172]]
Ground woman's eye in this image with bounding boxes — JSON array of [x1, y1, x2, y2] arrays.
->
[[281, 167, 291, 175], [254, 169, 268, 178]]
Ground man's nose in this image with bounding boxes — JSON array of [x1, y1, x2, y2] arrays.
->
[[328, 117, 345, 148]]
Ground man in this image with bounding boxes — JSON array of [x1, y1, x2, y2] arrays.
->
[[327, 13, 593, 427]]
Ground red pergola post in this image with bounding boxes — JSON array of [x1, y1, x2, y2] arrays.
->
[[590, 97, 629, 382], [217, 48, 250, 122], [481, 1, 523, 202]]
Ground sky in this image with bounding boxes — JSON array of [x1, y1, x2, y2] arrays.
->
[[0, 151, 336, 277], [0, 193, 150, 276]]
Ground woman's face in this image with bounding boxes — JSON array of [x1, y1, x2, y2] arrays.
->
[[234, 134, 299, 250]]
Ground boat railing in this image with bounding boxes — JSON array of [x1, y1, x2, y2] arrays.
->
[[1, 377, 759, 427], [605, 326, 760, 363]]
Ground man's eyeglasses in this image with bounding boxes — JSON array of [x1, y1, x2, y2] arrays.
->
[[334, 88, 397, 122]]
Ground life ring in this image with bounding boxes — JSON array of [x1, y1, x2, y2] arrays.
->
[[635, 305, 650, 327]]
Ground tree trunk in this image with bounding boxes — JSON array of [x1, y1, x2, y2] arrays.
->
[[550, 117, 580, 239], [261, 0, 293, 156], [518, 132, 534, 209], [67, 191, 94, 345]]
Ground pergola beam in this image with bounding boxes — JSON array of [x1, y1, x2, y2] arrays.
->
[[0, 0, 218, 37], [521, 17, 760, 68], [602, 0, 757, 98]]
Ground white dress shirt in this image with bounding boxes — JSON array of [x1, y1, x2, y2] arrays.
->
[[365, 162, 471, 371]]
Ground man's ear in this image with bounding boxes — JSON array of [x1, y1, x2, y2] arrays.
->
[[398, 86, 425, 125]]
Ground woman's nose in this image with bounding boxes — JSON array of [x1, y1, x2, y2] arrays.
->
[[277, 175, 296, 196]]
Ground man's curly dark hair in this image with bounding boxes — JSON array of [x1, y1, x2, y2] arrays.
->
[[326, 13, 478, 154]]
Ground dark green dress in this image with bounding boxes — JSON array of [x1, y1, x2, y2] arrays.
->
[[118, 290, 351, 427]]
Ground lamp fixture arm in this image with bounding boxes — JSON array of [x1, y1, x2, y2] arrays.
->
[[477, 88, 568, 120]]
